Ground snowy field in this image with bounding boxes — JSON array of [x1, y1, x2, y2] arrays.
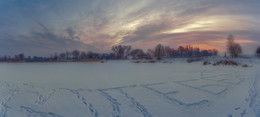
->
[[0, 59, 260, 117]]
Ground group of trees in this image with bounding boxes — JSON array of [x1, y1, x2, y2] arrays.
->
[[0, 44, 219, 62], [57, 50, 102, 60], [226, 34, 242, 57], [0, 50, 113, 62], [1, 34, 259, 62], [151, 44, 218, 60], [226, 34, 260, 58], [112, 45, 131, 59], [111, 44, 218, 60]]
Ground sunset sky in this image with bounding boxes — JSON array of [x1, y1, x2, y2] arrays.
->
[[0, 0, 260, 56]]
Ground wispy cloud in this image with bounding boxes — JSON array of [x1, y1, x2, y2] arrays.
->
[[0, 0, 259, 55], [65, 27, 80, 40], [0, 30, 97, 56]]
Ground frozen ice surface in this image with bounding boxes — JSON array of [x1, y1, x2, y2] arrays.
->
[[0, 59, 259, 117]]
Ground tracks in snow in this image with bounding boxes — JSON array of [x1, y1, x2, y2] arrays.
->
[[35, 89, 56, 105], [0, 68, 251, 117], [98, 90, 121, 117], [0, 82, 20, 117], [117, 88, 151, 117], [1, 91, 16, 117], [248, 69, 260, 116], [141, 84, 210, 108], [20, 106, 63, 117], [60, 88, 98, 117]]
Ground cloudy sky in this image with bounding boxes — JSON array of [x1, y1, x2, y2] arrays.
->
[[0, 0, 260, 56]]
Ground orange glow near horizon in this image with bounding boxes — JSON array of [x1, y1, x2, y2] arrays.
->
[[194, 39, 255, 53]]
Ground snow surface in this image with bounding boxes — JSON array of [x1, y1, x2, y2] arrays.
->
[[0, 59, 259, 117]]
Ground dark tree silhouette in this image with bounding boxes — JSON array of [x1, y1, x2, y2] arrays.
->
[[227, 34, 242, 57], [80, 51, 87, 60], [201, 50, 210, 56], [256, 47, 260, 57], [146, 49, 154, 58], [212, 49, 218, 56], [72, 50, 80, 60], [125, 46, 131, 59], [112, 45, 124, 59], [53, 52, 58, 61], [130, 49, 144, 59], [65, 51, 70, 59], [59, 53, 66, 60], [0, 44, 219, 62], [154, 44, 165, 60], [112, 45, 131, 59], [87, 51, 99, 59], [18, 53, 25, 61], [178, 46, 185, 57], [164, 46, 173, 58]]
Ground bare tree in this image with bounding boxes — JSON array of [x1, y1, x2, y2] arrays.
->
[[178, 46, 185, 57], [256, 47, 260, 57], [18, 53, 25, 61], [124, 45, 131, 59], [65, 51, 70, 60], [164, 46, 173, 58], [59, 53, 66, 60], [212, 49, 218, 56], [53, 52, 58, 61], [154, 44, 165, 60], [146, 49, 154, 58], [112, 45, 131, 59], [130, 49, 144, 59], [112, 45, 124, 59], [87, 51, 94, 59], [72, 50, 80, 60], [80, 51, 87, 60], [227, 34, 242, 57]]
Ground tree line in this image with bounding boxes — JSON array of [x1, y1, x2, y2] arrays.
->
[[0, 44, 218, 62], [0, 34, 259, 62]]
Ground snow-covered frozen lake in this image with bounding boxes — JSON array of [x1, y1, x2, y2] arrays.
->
[[0, 59, 259, 117]]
